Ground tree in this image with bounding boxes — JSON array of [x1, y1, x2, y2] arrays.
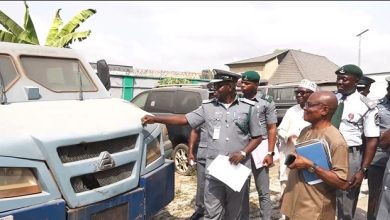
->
[[0, 1, 39, 45], [0, 1, 96, 48], [45, 8, 96, 48]]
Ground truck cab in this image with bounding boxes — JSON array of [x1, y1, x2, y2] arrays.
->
[[0, 42, 174, 220]]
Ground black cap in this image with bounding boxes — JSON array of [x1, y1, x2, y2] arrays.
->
[[210, 69, 241, 83], [357, 76, 375, 88]]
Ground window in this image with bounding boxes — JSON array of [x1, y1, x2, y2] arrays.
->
[[21, 56, 97, 92], [175, 91, 201, 114], [0, 55, 19, 91], [131, 92, 149, 110], [267, 87, 297, 103], [146, 91, 174, 113]]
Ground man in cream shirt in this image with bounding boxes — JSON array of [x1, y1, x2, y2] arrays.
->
[[277, 79, 318, 194]]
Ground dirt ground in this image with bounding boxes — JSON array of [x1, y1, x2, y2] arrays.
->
[[151, 160, 369, 220]]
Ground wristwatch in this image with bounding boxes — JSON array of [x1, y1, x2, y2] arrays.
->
[[359, 167, 368, 175], [240, 151, 247, 159], [308, 163, 318, 173], [267, 151, 275, 157]]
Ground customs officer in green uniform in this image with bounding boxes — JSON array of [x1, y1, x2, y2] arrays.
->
[[332, 64, 380, 220], [240, 71, 277, 220]]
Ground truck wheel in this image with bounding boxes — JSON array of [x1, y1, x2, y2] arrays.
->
[[172, 143, 195, 176]]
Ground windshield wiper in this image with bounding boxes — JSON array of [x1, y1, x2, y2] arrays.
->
[[0, 70, 8, 105], [78, 64, 84, 101]]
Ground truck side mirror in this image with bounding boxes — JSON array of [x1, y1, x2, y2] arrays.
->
[[96, 59, 111, 91]]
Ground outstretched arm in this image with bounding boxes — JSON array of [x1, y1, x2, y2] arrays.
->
[[141, 114, 188, 125]]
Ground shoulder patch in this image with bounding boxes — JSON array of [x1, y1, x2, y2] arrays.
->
[[261, 94, 273, 103], [360, 95, 377, 109], [239, 97, 255, 106]]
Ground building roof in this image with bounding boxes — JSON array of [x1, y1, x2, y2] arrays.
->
[[268, 49, 339, 84], [225, 49, 288, 65]]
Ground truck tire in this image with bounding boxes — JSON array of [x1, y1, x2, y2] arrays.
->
[[172, 143, 195, 176]]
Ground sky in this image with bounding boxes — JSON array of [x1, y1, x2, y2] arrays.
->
[[1, 1, 390, 74]]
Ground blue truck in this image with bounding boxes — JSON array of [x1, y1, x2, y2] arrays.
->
[[0, 42, 174, 220]]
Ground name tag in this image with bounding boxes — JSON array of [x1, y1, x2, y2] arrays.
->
[[213, 127, 220, 140]]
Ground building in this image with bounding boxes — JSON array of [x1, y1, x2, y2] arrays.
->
[[226, 49, 339, 86], [90, 62, 208, 101]]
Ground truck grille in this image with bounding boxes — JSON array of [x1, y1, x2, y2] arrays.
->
[[57, 135, 138, 163], [70, 163, 134, 193]]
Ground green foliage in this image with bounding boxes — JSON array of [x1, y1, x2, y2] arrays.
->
[[0, 1, 39, 44], [158, 77, 191, 85], [45, 8, 96, 48], [0, 1, 95, 48]]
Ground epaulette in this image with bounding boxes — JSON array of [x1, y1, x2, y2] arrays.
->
[[260, 94, 273, 103], [202, 99, 214, 104], [239, 97, 256, 106], [360, 95, 377, 109]]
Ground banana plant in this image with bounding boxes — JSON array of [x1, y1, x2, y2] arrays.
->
[[0, 1, 39, 44], [0, 1, 96, 48], [45, 8, 96, 48]]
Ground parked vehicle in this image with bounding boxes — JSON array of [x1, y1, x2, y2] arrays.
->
[[131, 85, 210, 176], [257, 81, 336, 124], [0, 42, 174, 220]]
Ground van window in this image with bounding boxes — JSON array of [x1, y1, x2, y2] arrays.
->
[[21, 56, 97, 92], [132, 92, 149, 110], [268, 87, 296, 103], [0, 55, 19, 90], [175, 91, 202, 113], [146, 91, 175, 113]]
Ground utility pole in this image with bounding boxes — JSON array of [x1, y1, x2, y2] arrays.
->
[[356, 29, 369, 67]]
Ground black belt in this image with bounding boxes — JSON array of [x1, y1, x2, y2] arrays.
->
[[348, 145, 362, 153]]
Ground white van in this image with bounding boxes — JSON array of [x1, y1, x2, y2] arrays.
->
[[0, 42, 174, 220]]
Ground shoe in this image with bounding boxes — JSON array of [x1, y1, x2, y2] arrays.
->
[[189, 209, 204, 220]]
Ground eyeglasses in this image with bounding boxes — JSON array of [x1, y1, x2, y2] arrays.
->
[[304, 102, 325, 108], [294, 90, 313, 96], [213, 82, 230, 90]]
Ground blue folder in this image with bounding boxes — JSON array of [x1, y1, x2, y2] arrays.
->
[[295, 139, 332, 185]]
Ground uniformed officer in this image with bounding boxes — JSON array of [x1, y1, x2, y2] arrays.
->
[[332, 64, 380, 220], [371, 76, 390, 220], [239, 70, 277, 220], [141, 69, 263, 220], [357, 75, 375, 97], [188, 90, 215, 220]]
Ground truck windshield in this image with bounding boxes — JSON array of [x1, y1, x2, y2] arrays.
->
[[0, 55, 19, 90], [21, 56, 97, 92]]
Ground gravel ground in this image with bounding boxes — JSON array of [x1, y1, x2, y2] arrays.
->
[[151, 160, 369, 220]]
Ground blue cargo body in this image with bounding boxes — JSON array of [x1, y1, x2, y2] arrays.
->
[[0, 161, 174, 220]]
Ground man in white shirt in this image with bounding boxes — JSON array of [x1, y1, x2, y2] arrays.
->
[[332, 64, 379, 220], [277, 79, 318, 194]]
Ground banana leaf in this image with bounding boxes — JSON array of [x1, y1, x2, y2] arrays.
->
[[45, 9, 63, 46], [51, 30, 91, 48], [0, 30, 18, 43], [22, 1, 39, 44], [55, 9, 95, 40], [0, 10, 24, 37]]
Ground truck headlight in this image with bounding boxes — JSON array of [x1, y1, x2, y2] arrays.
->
[[0, 167, 42, 199], [146, 135, 162, 166]]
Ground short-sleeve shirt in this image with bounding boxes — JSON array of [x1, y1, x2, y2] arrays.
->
[[277, 104, 310, 144], [185, 97, 262, 168], [337, 90, 379, 146], [281, 125, 349, 220], [371, 95, 390, 167], [253, 93, 277, 139]]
